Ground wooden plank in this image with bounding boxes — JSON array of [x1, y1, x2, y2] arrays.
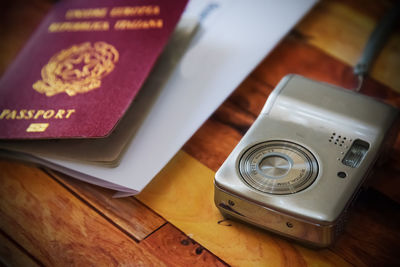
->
[[137, 151, 351, 267], [184, 118, 243, 172], [0, 160, 228, 265], [252, 33, 361, 90], [369, 152, 400, 203], [332, 0, 396, 20], [228, 76, 272, 117], [141, 223, 227, 266], [48, 170, 166, 241], [253, 32, 400, 109], [333, 189, 400, 266], [295, 0, 400, 92], [0, 160, 167, 266], [0, 231, 41, 267]]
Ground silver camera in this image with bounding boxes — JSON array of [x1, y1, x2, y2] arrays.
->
[[214, 75, 399, 247]]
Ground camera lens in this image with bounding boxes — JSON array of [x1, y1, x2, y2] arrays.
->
[[239, 141, 318, 195]]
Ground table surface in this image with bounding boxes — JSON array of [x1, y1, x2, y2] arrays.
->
[[1, 0, 400, 266]]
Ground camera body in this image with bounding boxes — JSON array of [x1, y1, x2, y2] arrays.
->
[[214, 75, 398, 247]]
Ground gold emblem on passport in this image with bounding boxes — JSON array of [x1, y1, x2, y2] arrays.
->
[[33, 42, 119, 96]]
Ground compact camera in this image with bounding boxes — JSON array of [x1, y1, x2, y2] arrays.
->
[[214, 75, 399, 247]]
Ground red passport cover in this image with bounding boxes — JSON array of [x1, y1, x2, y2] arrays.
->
[[0, 0, 187, 139]]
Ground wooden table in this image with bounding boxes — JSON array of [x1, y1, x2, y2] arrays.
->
[[1, 0, 400, 266]]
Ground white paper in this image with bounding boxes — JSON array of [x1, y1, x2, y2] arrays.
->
[[36, 0, 317, 194]]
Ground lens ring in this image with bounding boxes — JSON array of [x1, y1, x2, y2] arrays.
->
[[238, 141, 318, 195]]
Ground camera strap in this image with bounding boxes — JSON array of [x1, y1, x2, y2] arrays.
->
[[354, 2, 400, 91]]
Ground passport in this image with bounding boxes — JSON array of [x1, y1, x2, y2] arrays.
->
[[0, 0, 188, 139]]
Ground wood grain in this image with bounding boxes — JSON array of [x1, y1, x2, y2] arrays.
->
[[333, 189, 400, 266], [252, 33, 357, 90], [183, 117, 242, 172], [0, 160, 228, 266], [369, 155, 400, 203], [0, 160, 170, 266], [48, 170, 165, 241], [0, 230, 40, 267], [252, 32, 400, 108], [137, 151, 351, 267], [141, 223, 227, 266], [296, 0, 400, 92], [226, 75, 271, 118]]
